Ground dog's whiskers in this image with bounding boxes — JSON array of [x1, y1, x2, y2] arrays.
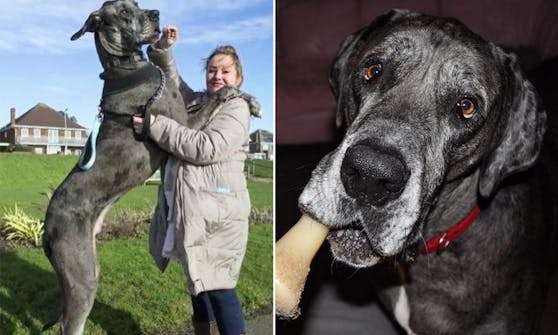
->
[[283, 184, 307, 193], [295, 162, 321, 170], [417, 233, 432, 267]]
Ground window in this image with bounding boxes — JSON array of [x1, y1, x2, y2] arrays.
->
[[76, 131, 82, 140], [33, 128, 41, 138], [65, 130, 71, 138], [48, 129, 58, 143], [21, 127, 29, 137]]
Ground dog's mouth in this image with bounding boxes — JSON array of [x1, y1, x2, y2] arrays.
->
[[327, 220, 382, 267], [326, 214, 424, 267], [143, 26, 161, 44]]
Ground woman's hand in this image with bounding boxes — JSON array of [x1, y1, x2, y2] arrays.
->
[[132, 114, 156, 134], [153, 25, 179, 49]]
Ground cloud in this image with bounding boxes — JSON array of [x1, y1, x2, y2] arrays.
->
[[0, 1, 97, 54], [181, 16, 272, 45], [0, 25, 81, 54], [0, 1, 96, 25], [0, 0, 271, 54], [142, 0, 268, 15]]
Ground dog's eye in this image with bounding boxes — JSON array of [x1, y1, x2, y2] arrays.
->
[[120, 9, 129, 15], [456, 98, 476, 118], [364, 64, 382, 81]]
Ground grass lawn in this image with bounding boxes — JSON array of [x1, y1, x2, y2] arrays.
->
[[245, 159, 273, 179], [0, 224, 272, 335], [0, 153, 273, 334], [0, 153, 272, 219]]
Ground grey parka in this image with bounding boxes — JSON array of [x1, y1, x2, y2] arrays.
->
[[146, 45, 261, 295]]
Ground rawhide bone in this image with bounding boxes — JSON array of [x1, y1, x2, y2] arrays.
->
[[275, 214, 329, 319]]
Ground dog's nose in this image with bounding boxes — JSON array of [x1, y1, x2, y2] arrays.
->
[[147, 10, 160, 20], [341, 141, 409, 206]]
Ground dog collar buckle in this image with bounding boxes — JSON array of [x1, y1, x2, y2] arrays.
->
[[422, 206, 480, 254], [436, 232, 450, 252]]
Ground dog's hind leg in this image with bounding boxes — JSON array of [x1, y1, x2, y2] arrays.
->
[[44, 180, 122, 335], [44, 195, 101, 334]]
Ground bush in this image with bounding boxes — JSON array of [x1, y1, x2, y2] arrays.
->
[[99, 206, 271, 240], [0, 204, 44, 247], [98, 206, 271, 241], [1, 144, 35, 153], [249, 207, 272, 225], [98, 207, 152, 240]]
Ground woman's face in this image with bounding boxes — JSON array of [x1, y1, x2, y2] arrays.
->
[[206, 54, 242, 94]]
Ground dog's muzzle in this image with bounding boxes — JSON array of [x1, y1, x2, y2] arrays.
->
[[146, 9, 160, 22], [142, 9, 161, 42], [341, 140, 410, 206]]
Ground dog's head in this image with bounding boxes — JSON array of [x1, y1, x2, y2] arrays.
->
[[299, 9, 546, 267], [71, 0, 161, 57]]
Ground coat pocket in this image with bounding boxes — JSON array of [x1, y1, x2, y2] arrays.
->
[[201, 188, 250, 231]]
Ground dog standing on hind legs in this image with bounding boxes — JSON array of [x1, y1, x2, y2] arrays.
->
[[42, 1, 188, 334]]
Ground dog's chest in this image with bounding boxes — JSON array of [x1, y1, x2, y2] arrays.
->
[[393, 285, 415, 334]]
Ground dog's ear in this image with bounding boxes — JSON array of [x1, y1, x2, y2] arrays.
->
[[330, 9, 417, 128], [71, 11, 102, 41], [330, 28, 364, 128], [478, 50, 546, 199]]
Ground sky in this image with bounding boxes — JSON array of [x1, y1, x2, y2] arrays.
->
[[0, 0, 274, 133]]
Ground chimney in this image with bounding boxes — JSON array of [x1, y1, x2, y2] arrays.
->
[[10, 107, 15, 126]]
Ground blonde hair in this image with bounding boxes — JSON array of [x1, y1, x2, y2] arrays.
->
[[204, 45, 244, 87]]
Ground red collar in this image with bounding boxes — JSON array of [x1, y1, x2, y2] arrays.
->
[[421, 206, 480, 254]]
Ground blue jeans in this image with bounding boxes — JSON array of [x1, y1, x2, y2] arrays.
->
[[191, 289, 246, 335]]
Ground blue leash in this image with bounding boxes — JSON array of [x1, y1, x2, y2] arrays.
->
[[79, 112, 104, 171]]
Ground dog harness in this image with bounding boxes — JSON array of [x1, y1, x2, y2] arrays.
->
[[78, 112, 104, 171], [102, 53, 145, 69], [421, 206, 480, 254], [78, 62, 166, 171]]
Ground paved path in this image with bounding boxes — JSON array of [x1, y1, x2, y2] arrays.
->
[[247, 311, 273, 335], [181, 309, 273, 335]]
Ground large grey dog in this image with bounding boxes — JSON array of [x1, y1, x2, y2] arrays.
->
[[42, 1, 187, 334], [299, 9, 557, 334]]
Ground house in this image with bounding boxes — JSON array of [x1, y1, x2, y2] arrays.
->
[[249, 129, 274, 160], [0, 103, 88, 154]]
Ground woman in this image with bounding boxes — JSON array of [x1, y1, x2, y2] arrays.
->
[[133, 26, 261, 335]]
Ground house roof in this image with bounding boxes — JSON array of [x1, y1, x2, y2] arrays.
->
[[2, 103, 86, 130]]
